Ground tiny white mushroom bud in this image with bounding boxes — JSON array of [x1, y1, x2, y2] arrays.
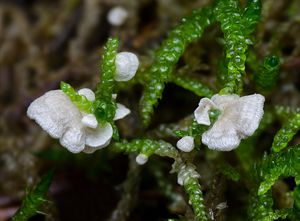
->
[[115, 52, 139, 82], [112, 94, 117, 99], [78, 88, 95, 101], [136, 154, 148, 165], [114, 103, 131, 120], [216, 202, 228, 210], [107, 6, 128, 26], [176, 136, 194, 152], [81, 114, 98, 129], [177, 176, 184, 186]]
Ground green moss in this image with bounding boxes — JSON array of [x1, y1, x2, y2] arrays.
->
[[219, 163, 240, 181], [184, 175, 207, 221], [214, 0, 261, 94], [258, 145, 300, 195], [12, 170, 54, 221], [140, 7, 214, 126], [113, 139, 177, 159], [94, 38, 119, 124], [60, 81, 94, 113], [248, 144, 299, 220], [255, 55, 280, 91], [272, 112, 300, 152], [170, 73, 214, 98]]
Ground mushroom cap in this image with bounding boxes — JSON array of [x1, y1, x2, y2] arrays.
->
[[115, 52, 139, 82], [83, 123, 113, 153], [202, 119, 240, 151], [27, 90, 82, 139], [81, 114, 98, 129], [114, 103, 131, 120], [107, 6, 128, 26], [60, 127, 85, 153], [235, 94, 265, 136], [136, 154, 148, 165], [211, 94, 239, 110], [199, 94, 265, 151], [78, 88, 95, 101], [176, 136, 195, 152]]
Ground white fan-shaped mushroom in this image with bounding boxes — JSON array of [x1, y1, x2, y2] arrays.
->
[[107, 6, 128, 26], [27, 87, 132, 154], [115, 52, 139, 82], [27, 90, 82, 139], [78, 88, 95, 101], [195, 93, 265, 151], [176, 136, 195, 152]]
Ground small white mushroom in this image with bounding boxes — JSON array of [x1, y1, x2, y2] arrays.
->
[[136, 154, 148, 165], [176, 136, 195, 152], [114, 103, 131, 120], [78, 88, 95, 101], [115, 52, 139, 82], [195, 94, 265, 151], [107, 6, 128, 26]]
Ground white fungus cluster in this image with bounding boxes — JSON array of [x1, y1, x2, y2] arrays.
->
[[107, 6, 128, 26], [27, 51, 139, 154], [194, 93, 265, 151], [27, 89, 130, 154]]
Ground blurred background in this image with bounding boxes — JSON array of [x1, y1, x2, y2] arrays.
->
[[0, 0, 300, 220]]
